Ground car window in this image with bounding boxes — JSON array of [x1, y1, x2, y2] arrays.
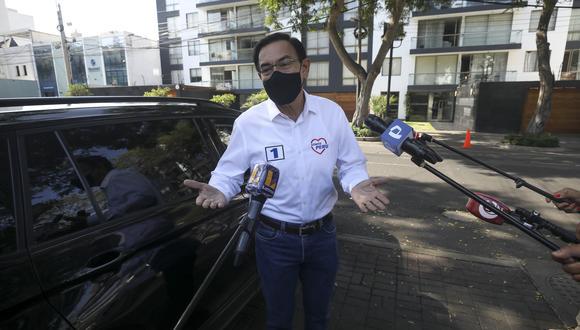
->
[[26, 133, 99, 242], [207, 117, 235, 153], [0, 138, 16, 254], [62, 118, 213, 205]]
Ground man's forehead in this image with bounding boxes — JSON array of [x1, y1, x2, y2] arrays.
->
[[258, 40, 298, 64]]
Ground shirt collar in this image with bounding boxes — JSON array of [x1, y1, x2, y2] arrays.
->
[[265, 90, 318, 121]]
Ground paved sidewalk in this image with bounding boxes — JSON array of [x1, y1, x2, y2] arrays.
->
[[230, 235, 566, 330]]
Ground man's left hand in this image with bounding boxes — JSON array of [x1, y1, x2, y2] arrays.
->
[[351, 177, 390, 213]]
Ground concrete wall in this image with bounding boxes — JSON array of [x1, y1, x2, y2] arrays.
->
[[0, 79, 40, 98], [125, 35, 162, 86]]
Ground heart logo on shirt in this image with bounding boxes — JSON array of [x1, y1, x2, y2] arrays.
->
[[311, 138, 329, 154]]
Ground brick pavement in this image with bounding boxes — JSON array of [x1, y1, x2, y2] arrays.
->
[[229, 235, 566, 330]]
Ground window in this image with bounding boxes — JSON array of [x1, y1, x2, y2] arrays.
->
[[306, 30, 329, 56], [237, 5, 265, 29], [524, 51, 539, 72], [561, 49, 580, 80], [207, 8, 235, 33], [190, 68, 202, 82], [382, 58, 402, 76], [171, 70, 183, 84], [569, 9, 580, 41], [23, 65, 27, 76], [238, 65, 262, 89], [343, 28, 368, 53], [307, 62, 329, 86], [342, 62, 367, 85], [16, 66, 20, 77], [165, 0, 179, 11], [238, 35, 262, 61], [186, 12, 199, 29], [209, 38, 234, 61], [463, 14, 511, 47], [62, 120, 214, 212], [169, 46, 183, 65], [166, 16, 179, 39], [343, 0, 358, 21], [103, 50, 128, 86], [529, 9, 557, 32], [417, 18, 461, 48], [188, 40, 200, 56], [414, 55, 458, 85], [0, 138, 16, 254]]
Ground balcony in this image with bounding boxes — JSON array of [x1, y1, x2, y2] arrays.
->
[[414, 0, 514, 16], [199, 49, 254, 64], [411, 30, 522, 53], [561, 71, 580, 80], [196, 0, 237, 8], [409, 71, 517, 85], [199, 17, 266, 37]]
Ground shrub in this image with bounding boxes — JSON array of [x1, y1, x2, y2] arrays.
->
[[241, 90, 268, 110], [144, 87, 172, 97], [370, 95, 398, 119], [503, 134, 559, 147], [351, 123, 379, 137], [210, 93, 236, 108], [64, 84, 92, 96]]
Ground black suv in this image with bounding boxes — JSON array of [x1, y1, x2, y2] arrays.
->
[[0, 97, 258, 329]]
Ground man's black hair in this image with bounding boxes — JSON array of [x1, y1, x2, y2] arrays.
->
[[253, 33, 307, 72]]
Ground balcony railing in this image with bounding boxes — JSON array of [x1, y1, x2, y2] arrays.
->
[[413, 30, 522, 49], [561, 71, 580, 80], [200, 17, 265, 34], [409, 71, 517, 85], [420, 0, 514, 10], [199, 49, 254, 62], [567, 31, 580, 42]]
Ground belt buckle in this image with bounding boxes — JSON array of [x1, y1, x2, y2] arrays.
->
[[299, 223, 314, 235]]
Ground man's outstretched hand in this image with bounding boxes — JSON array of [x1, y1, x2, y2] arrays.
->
[[183, 180, 227, 209], [351, 177, 390, 213]]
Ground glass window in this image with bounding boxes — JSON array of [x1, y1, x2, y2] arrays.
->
[[171, 70, 183, 84], [166, 0, 179, 11], [569, 9, 580, 41], [190, 68, 202, 82], [166, 16, 179, 39], [343, 27, 368, 53], [103, 50, 128, 86], [382, 58, 402, 76], [169, 46, 183, 65], [27, 133, 100, 242], [306, 30, 329, 56], [237, 5, 264, 29], [529, 9, 557, 32], [307, 62, 329, 86], [0, 138, 16, 254], [188, 40, 200, 56], [524, 51, 539, 72], [62, 120, 214, 211], [238, 35, 262, 61], [343, 62, 367, 86], [238, 65, 262, 89], [343, 0, 358, 21], [186, 12, 199, 30]]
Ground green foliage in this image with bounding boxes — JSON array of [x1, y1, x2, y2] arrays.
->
[[210, 93, 237, 108], [351, 123, 379, 137], [241, 90, 269, 109], [503, 134, 559, 147], [144, 87, 172, 97], [65, 84, 92, 96], [370, 95, 398, 119]]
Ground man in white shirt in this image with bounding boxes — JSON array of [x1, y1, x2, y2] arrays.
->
[[184, 33, 389, 330]]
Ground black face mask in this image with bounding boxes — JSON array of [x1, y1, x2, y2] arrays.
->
[[263, 71, 303, 106]]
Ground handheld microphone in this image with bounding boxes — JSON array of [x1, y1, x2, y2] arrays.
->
[[364, 115, 442, 165], [233, 163, 279, 267], [465, 192, 511, 225]]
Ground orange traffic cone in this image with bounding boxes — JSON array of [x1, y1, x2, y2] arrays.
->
[[463, 129, 472, 149]]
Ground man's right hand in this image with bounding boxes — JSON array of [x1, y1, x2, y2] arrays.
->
[[183, 180, 227, 209]]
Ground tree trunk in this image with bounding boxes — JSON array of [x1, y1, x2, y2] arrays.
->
[[526, 0, 556, 135]]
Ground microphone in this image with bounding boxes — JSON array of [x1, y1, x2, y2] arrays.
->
[[233, 163, 279, 267], [364, 115, 442, 165], [465, 192, 511, 225]]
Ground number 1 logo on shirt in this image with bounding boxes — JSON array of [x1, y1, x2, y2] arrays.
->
[[265, 145, 285, 162]]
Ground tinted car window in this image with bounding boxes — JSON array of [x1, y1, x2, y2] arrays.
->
[[0, 138, 16, 254], [62, 119, 213, 205], [27, 133, 99, 242]]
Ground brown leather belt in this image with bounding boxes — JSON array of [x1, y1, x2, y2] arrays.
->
[[259, 213, 333, 235]]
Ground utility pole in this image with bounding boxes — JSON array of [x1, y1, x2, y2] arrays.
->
[[57, 4, 73, 86]]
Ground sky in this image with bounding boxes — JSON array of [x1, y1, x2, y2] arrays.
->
[[5, 0, 159, 40]]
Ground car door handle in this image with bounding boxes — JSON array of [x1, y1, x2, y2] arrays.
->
[[87, 250, 122, 269]]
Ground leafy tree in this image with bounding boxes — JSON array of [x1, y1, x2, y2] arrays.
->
[[65, 84, 92, 96], [370, 94, 398, 119], [241, 89, 269, 109], [210, 93, 237, 107], [260, 0, 439, 126], [144, 87, 172, 97], [526, 0, 557, 135]]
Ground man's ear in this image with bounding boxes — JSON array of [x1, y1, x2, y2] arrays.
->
[[301, 58, 310, 80]]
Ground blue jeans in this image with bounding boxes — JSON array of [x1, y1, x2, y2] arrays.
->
[[254, 217, 339, 330]]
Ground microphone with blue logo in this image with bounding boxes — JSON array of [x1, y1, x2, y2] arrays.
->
[[364, 115, 442, 166], [233, 163, 279, 267]]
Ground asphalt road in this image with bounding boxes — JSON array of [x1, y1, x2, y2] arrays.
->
[[334, 132, 580, 263]]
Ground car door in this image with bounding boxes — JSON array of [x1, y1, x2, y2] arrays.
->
[[23, 112, 252, 329], [0, 136, 67, 329]]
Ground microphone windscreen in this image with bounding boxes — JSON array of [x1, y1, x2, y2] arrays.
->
[[364, 115, 392, 134]]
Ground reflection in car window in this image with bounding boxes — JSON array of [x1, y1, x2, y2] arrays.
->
[[62, 119, 213, 204], [207, 118, 234, 153], [27, 133, 98, 242], [0, 138, 16, 254]]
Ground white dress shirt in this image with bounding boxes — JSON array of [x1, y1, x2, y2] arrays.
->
[[209, 92, 369, 224]]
